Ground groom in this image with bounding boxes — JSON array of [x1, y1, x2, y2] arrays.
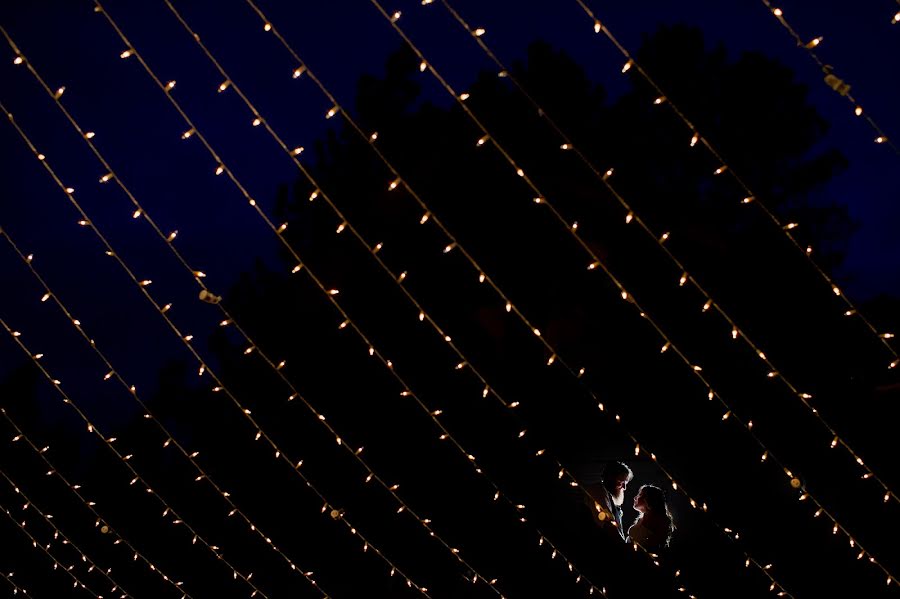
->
[[586, 461, 633, 541]]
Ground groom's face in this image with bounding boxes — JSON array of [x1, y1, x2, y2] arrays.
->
[[611, 475, 629, 506]]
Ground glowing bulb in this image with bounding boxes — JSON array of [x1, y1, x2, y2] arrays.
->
[[473, 27, 486, 37], [773, 7, 783, 16], [181, 128, 195, 139], [263, 22, 272, 32], [291, 146, 304, 156], [132, 209, 142, 219], [805, 37, 823, 49], [875, 136, 887, 144], [325, 106, 339, 119], [625, 212, 633, 223], [390, 11, 401, 22], [165, 80, 176, 91], [603, 168, 614, 180], [419, 212, 430, 224], [893, 11, 900, 24], [13, 56, 23, 65], [476, 135, 489, 146], [252, 117, 262, 127], [292, 66, 307, 79], [443, 243, 456, 253], [621, 59, 633, 73], [659, 231, 670, 242], [831, 285, 841, 296], [99, 173, 113, 183], [369, 131, 378, 142], [84, 131, 96, 139], [679, 273, 688, 286], [784, 222, 798, 230], [690, 133, 699, 146], [459, 92, 470, 101], [653, 96, 666, 105], [215, 165, 225, 176], [54, 86, 66, 99], [65, 187, 75, 194], [741, 196, 754, 204], [309, 190, 319, 201], [120, 49, 133, 59], [419, 60, 427, 72], [714, 165, 727, 175], [397, 271, 407, 283], [593, 19, 602, 33], [218, 80, 231, 92]]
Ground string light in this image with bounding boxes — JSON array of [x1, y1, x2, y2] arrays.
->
[[225, 4, 732, 596], [369, 0, 900, 589], [0, 499, 100, 597], [234, 1, 816, 594], [564, 0, 899, 370], [755, 0, 898, 155], [96, 2, 616, 593], [0, 74, 423, 594], [0, 315, 266, 598], [22, 3, 512, 592], [1, 469, 132, 597], [1, 570, 33, 597]]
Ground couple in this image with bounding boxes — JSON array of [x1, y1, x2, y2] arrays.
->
[[587, 461, 674, 552]]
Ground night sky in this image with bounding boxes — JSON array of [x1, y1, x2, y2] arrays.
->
[[1, 0, 899, 598]]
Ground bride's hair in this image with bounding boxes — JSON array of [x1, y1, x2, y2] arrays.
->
[[638, 485, 676, 546]]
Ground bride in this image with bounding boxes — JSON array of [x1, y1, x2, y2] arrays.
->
[[626, 485, 675, 551]]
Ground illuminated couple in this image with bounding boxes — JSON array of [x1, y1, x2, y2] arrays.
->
[[586, 461, 675, 552]]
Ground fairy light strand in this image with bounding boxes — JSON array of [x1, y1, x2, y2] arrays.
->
[[363, 0, 900, 587], [0, 497, 101, 598], [0, 226, 327, 597], [2, 29, 435, 595], [1, 407, 192, 599], [1, 569, 33, 597], [758, 0, 899, 155], [0, 93, 431, 597], [567, 0, 898, 366], [0, 314, 269, 598], [184, 0, 794, 593], [47, 2, 537, 592], [0, 469, 133, 598], [153, 0, 611, 593], [233, 0, 786, 593], [431, 0, 899, 511]]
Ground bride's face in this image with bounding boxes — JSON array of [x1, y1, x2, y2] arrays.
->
[[633, 490, 647, 513]]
